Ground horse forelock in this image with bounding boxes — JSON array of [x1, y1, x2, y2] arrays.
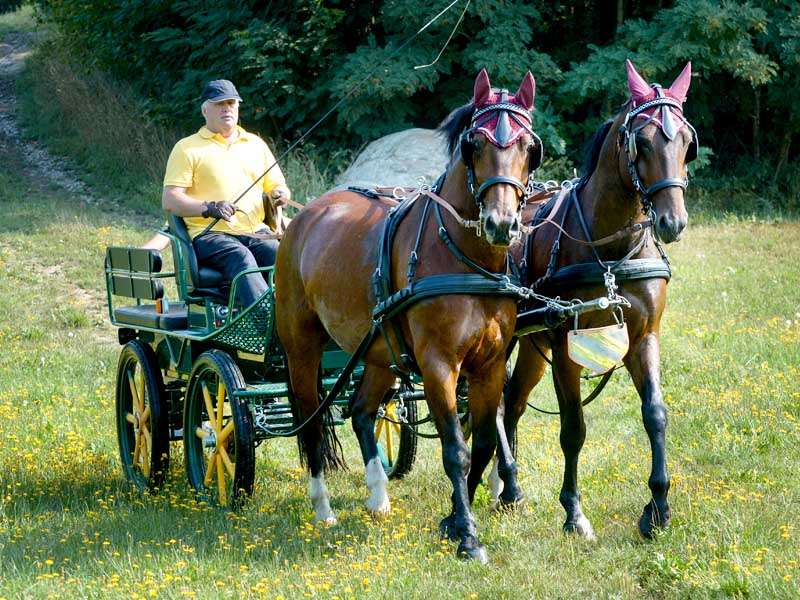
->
[[438, 101, 475, 157]]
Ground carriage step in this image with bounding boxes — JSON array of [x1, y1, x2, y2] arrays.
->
[[235, 382, 289, 399]]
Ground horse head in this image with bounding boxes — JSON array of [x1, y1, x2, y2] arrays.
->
[[458, 69, 543, 247], [620, 60, 697, 243]]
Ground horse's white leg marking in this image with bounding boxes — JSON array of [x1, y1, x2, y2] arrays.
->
[[571, 512, 597, 542], [309, 475, 337, 525], [364, 456, 391, 514], [488, 456, 503, 507]]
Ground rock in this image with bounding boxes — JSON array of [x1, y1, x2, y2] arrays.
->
[[0, 43, 12, 58], [336, 128, 450, 190]]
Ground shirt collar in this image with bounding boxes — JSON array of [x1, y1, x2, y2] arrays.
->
[[198, 125, 252, 143]]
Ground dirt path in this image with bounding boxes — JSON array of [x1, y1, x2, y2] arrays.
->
[[0, 30, 99, 205]]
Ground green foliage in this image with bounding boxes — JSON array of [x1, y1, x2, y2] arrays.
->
[[0, 0, 23, 16], [30, 0, 800, 206]]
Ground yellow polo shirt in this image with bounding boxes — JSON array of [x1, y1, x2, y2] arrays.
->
[[163, 125, 286, 239]]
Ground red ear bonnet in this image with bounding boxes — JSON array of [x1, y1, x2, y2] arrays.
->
[[626, 59, 655, 105], [470, 69, 535, 148], [667, 61, 692, 104]]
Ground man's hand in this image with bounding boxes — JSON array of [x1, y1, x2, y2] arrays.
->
[[202, 201, 237, 221], [270, 186, 290, 208]]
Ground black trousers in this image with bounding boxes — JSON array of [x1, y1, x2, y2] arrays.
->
[[193, 232, 279, 307]]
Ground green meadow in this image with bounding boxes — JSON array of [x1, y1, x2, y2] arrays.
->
[[2, 125, 799, 600]]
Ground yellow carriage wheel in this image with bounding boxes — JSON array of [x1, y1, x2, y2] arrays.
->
[[183, 350, 255, 508], [374, 396, 417, 479], [115, 340, 169, 491]]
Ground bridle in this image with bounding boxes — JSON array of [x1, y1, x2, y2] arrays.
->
[[458, 94, 543, 238], [618, 89, 698, 217]]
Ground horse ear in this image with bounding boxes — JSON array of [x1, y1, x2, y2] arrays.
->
[[515, 71, 535, 110], [474, 68, 492, 106], [626, 59, 652, 103], [668, 61, 692, 103]]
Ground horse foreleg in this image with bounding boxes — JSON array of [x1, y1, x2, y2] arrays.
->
[[422, 359, 487, 564], [625, 331, 671, 538], [492, 336, 549, 507], [350, 365, 397, 515], [465, 359, 506, 504], [553, 348, 595, 541]]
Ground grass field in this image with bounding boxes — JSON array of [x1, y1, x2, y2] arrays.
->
[[2, 9, 799, 600], [2, 136, 800, 599]]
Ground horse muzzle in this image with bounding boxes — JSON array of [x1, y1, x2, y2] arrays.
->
[[483, 213, 520, 247], [655, 212, 687, 243]]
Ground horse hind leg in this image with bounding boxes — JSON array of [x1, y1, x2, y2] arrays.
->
[[350, 365, 397, 515], [281, 310, 338, 525], [626, 333, 671, 538], [552, 351, 596, 541]]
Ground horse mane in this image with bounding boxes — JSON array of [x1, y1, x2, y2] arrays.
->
[[578, 119, 614, 187], [438, 101, 475, 157]]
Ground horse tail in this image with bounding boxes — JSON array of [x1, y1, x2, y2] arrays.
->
[[289, 374, 347, 472]]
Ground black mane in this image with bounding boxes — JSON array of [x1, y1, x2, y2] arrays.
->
[[438, 102, 475, 157], [578, 119, 614, 187]]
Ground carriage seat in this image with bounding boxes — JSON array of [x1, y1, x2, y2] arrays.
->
[[105, 246, 188, 330], [115, 303, 188, 329], [167, 213, 227, 300]]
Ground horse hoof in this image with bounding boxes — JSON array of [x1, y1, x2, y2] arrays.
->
[[639, 501, 670, 539], [438, 514, 459, 541], [314, 514, 338, 527], [365, 497, 391, 516], [456, 540, 489, 565], [563, 515, 596, 541]]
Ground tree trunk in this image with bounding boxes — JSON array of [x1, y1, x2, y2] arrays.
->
[[753, 87, 761, 161], [774, 129, 792, 180]]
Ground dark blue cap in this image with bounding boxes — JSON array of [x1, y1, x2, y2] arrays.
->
[[200, 79, 242, 103]]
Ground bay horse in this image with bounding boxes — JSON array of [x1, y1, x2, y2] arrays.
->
[[275, 69, 543, 563], [492, 60, 697, 540]]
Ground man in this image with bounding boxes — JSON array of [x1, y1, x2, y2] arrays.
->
[[162, 79, 290, 306]]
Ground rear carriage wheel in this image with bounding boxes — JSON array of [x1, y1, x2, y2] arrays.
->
[[115, 340, 169, 492], [184, 350, 255, 508], [374, 397, 417, 479]]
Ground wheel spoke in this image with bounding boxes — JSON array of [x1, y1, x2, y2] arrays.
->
[[216, 455, 227, 505], [201, 382, 216, 431], [140, 405, 151, 426], [140, 437, 150, 477], [217, 421, 234, 445], [375, 418, 384, 440], [204, 451, 216, 486], [132, 432, 142, 467], [195, 427, 206, 439], [127, 371, 142, 414], [385, 421, 394, 463], [126, 412, 137, 425], [135, 369, 146, 412], [216, 382, 226, 432], [217, 444, 236, 479]]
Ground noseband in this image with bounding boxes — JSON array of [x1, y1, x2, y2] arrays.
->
[[619, 92, 698, 216], [459, 98, 543, 237]]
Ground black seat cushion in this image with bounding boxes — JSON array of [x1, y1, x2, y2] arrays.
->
[[115, 304, 188, 330]]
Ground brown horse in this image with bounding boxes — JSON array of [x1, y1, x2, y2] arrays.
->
[[492, 60, 697, 540], [275, 69, 542, 563]]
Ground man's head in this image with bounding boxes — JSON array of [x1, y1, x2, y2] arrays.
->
[[200, 79, 242, 137]]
